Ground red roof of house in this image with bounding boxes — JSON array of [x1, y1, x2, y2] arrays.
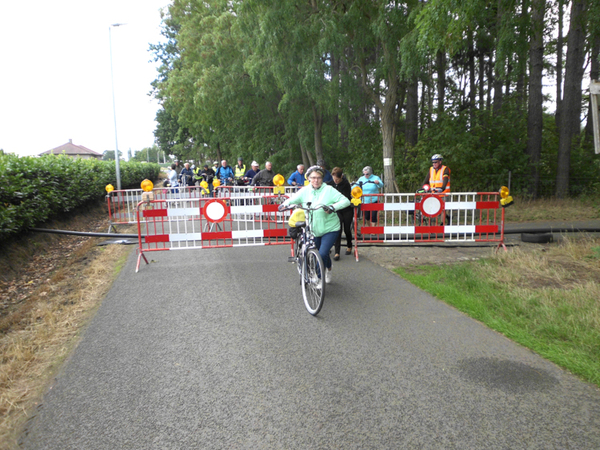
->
[[40, 139, 102, 157]]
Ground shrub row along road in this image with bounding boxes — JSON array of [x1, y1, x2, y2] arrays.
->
[[20, 245, 600, 449]]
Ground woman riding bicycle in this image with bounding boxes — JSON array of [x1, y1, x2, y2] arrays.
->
[[278, 165, 350, 284]]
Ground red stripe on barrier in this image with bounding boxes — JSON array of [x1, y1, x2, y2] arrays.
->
[[263, 228, 289, 237], [475, 225, 499, 234], [202, 231, 233, 240], [415, 226, 445, 234], [143, 209, 168, 217], [361, 203, 384, 211], [476, 201, 499, 210], [145, 234, 170, 243], [262, 204, 280, 212], [361, 226, 384, 234]]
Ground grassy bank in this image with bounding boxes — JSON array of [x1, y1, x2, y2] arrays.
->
[[396, 236, 600, 387]]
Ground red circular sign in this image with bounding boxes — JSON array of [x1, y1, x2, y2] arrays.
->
[[202, 200, 229, 223]]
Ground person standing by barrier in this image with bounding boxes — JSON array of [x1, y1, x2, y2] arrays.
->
[[245, 161, 260, 183], [179, 162, 194, 188], [199, 164, 215, 196], [317, 159, 333, 183], [423, 154, 450, 194], [357, 166, 382, 228], [251, 161, 275, 186], [216, 160, 234, 185], [167, 164, 179, 193], [278, 166, 350, 284], [287, 164, 306, 187], [328, 167, 353, 260], [234, 157, 247, 185]]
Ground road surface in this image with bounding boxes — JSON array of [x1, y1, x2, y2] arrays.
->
[[20, 245, 600, 449]]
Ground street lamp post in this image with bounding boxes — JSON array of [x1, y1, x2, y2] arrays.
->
[[109, 23, 126, 190]]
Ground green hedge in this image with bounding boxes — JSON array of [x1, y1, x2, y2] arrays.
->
[[0, 154, 160, 241]]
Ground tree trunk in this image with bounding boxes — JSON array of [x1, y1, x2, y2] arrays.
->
[[526, 0, 546, 198], [556, 0, 588, 197], [585, 36, 600, 140], [312, 104, 324, 162], [555, 0, 565, 131], [405, 77, 419, 147], [436, 50, 446, 117]]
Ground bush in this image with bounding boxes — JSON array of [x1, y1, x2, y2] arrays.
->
[[0, 154, 159, 241]]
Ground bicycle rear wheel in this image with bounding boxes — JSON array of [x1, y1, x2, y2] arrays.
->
[[301, 248, 325, 316]]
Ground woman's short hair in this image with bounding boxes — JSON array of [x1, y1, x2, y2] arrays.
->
[[362, 166, 373, 176], [331, 167, 343, 178], [171, 164, 176, 170]]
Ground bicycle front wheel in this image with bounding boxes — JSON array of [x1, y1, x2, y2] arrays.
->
[[301, 248, 325, 316]]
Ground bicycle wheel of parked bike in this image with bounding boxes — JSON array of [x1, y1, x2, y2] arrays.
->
[[301, 248, 325, 316]]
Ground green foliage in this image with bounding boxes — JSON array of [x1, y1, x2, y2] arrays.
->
[[0, 154, 159, 241]]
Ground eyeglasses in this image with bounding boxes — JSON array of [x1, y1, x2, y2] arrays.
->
[[308, 176, 323, 181]]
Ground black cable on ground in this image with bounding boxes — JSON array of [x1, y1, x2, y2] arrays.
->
[[31, 228, 139, 239]]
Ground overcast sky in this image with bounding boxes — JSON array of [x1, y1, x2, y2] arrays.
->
[[0, 0, 170, 158]]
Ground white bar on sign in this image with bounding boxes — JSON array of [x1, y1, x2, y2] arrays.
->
[[169, 233, 203, 242], [230, 205, 262, 214], [232, 230, 264, 239], [168, 208, 199, 217]]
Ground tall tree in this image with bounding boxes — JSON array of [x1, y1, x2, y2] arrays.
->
[[556, 0, 588, 197], [526, 0, 546, 197]]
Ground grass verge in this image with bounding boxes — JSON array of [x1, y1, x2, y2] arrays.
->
[[396, 236, 600, 388], [0, 239, 133, 450]]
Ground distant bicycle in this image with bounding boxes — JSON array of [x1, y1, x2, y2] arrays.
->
[[281, 203, 329, 316]]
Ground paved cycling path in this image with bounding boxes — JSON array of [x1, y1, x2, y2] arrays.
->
[[21, 245, 600, 449]]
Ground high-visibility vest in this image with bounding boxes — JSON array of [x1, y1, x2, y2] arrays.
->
[[429, 165, 450, 194], [234, 165, 246, 178]]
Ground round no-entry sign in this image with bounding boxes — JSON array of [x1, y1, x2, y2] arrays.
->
[[202, 199, 229, 223]]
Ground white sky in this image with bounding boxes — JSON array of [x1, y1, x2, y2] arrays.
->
[[0, 0, 171, 158]]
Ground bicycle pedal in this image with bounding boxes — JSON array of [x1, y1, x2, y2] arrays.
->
[[288, 257, 297, 263]]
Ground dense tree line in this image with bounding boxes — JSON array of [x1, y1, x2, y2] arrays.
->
[[151, 0, 600, 197]]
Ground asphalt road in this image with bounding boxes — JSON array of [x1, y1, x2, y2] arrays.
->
[[20, 245, 600, 449]]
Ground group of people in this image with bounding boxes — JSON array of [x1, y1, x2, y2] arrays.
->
[[279, 154, 450, 284], [165, 158, 278, 192], [167, 154, 450, 285]]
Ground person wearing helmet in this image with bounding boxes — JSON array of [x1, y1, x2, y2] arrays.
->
[[357, 166, 383, 228], [424, 154, 450, 194], [278, 165, 351, 284]]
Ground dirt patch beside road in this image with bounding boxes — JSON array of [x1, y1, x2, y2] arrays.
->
[[356, 234, 555, 271]]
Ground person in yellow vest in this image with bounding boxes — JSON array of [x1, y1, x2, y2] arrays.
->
[[234, 157, 247, 185], [423, 154, 450, 194]]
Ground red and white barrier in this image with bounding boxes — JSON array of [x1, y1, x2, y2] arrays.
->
[[355, 191, 505, 260], [136, 195, 291, 272]]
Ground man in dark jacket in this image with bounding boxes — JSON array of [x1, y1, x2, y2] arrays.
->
[[327, 167, 353, 260], [179, 163, 194, 187], [251, 161, 275, 186]]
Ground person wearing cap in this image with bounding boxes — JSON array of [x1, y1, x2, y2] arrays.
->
[[287, 164, 306, 187], [250, 161, 275, 186], [278, 165, 350, 284], [212, 160, 219, 173], [423, 154, 450, 194], [234, 157, 247, 184], [316, 159, 333, 183], [357, 166, 382, 228], [244, 161, 260, 182], [199, 164, 215, 195]]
